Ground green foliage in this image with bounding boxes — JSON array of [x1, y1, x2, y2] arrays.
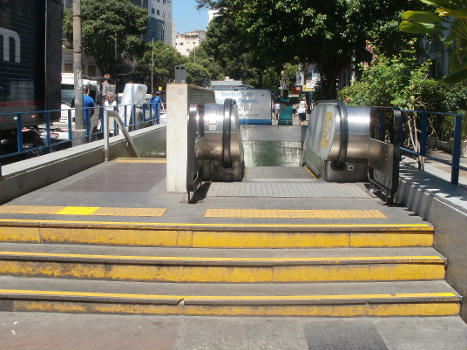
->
[[63, 0, 148, 74], [338, 44, 467, 140], [197, 0, 413, 98], [135, 41, 184, 91], [339, 43, 466, 111], [399, 0, 467, 84]]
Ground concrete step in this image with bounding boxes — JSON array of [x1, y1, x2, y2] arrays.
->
[[0, 220, 434, 248], [0, 277, 460, 317], [0, 244, 446, 283]]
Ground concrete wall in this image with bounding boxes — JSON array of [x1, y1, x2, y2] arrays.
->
[[396, 166, 467, 321], [166, 84, 215, 193], [0, 125, 166, 204]]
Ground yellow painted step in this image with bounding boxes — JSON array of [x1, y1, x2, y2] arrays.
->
[[0, 251, 446, 283], [0, 289, 460, 317], [0, 219, 434, 248]]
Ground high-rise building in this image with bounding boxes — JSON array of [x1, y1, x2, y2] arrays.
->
[[132, 0, 173, 46], [63, 0, 173, 46]]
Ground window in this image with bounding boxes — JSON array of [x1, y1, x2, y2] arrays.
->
[[64, 63, 73, 73], [88, 65, 97, 77], [157, 9, 160, 15], [151, 8, 155, 14], [143, 0, 148, 8]]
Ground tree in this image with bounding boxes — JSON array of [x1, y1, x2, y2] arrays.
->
[[197, 0, 413, 97], [186, 46, 224, 84], [63, 0, 148, 74], [399, 0, 467, 84], [135, 41, 185, 91]]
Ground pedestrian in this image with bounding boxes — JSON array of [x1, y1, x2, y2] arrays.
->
[[104, 92, 116, 111], [150, 91, 165, 124], [297, 96, 308, 125], [82, 86, 95, 129]]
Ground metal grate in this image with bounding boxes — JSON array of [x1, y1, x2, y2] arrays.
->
[[208, 182, 371, 199]]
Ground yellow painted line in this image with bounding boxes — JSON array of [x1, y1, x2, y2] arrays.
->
[[0, 289, 456, 302], [0, 289, 181, 301], [0, 206, 166, 217], [205, 209, 387, 219], [115, 158, 166, 164], [0, 251, 444, 264], [304, 166, 318, 179]]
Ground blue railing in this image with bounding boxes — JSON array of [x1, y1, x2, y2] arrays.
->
[[399, 109, 465, 185], [0, 103, 160, 167]]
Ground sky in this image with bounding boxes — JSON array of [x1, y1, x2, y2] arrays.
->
[[172, 0, 209, 34]]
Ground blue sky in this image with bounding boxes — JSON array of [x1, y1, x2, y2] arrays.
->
[[173, 0, 209, 34]]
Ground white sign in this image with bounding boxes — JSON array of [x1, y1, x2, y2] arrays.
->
[[214, 89, 272, 124]]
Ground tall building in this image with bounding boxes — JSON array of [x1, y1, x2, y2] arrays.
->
[[175, 30, 206, 57], [132, 0, 173, 46]]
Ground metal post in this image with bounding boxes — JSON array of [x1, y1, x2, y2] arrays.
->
[[45, 112, 51, 152], [420, 112, 427, 156], [151, 37, 154, 94], [114, 31, 118, 94], [67, 109, 72, 141], [451, 114, 463, 185], [72, 0, 84, 134], [16, 114, 23, 153], [103, 107, 109, 161]]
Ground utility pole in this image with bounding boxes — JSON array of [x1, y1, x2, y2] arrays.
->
[[114, 31, 118, 94], [151, 37, 154, 94], [72, 0, 84, 144]]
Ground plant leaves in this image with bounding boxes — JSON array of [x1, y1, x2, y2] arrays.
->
[[402, 10, 442, 23], [442, 63, 467, 84], [399, 21, 437, 33]]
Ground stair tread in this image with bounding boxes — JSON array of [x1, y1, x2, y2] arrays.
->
[[0, 243, 445, 261], [0, 276, 459, 300]]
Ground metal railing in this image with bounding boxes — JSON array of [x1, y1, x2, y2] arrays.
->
[[399, 109, 466, 185], [0, 103, 161, 168]]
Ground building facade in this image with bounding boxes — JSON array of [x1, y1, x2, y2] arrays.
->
[[132, 0, 173, 46], [175, 30, 206, 57]]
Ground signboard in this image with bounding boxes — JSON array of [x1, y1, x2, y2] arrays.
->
[[214, 89, 272, 125]]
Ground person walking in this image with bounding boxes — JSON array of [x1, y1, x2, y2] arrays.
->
[[150, 91, 165, 124], [297, 96, 308, 125], [82, 86, 95, 130]]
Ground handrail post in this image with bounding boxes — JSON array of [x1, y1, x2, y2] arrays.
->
[[67, 109, 72, 141], [133, 104, 137, 129], [99, 106, 104, 138], [16, 113, 23, 153], [420, 112, 427, 157], [124, 105, 128, 127], [451, 114, 462, 185], [45, 111, 51, 152], [103, 106, 109, 161]]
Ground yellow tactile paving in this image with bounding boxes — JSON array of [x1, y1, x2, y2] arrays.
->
[[57, 207, 100, 215], [0, 206, 63, 215], [205, 209, 387, 219], [93, 207, 167, 217], [0, 205, 166, 217], [115, 158, 166, 164]]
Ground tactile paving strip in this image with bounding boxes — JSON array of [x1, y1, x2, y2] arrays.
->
[[208, 182, 371, 198], [204, 209, 386, 219], [0, 205, 166, 217]]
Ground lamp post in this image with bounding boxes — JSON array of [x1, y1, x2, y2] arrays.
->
[[151, 44, 170, 93]]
